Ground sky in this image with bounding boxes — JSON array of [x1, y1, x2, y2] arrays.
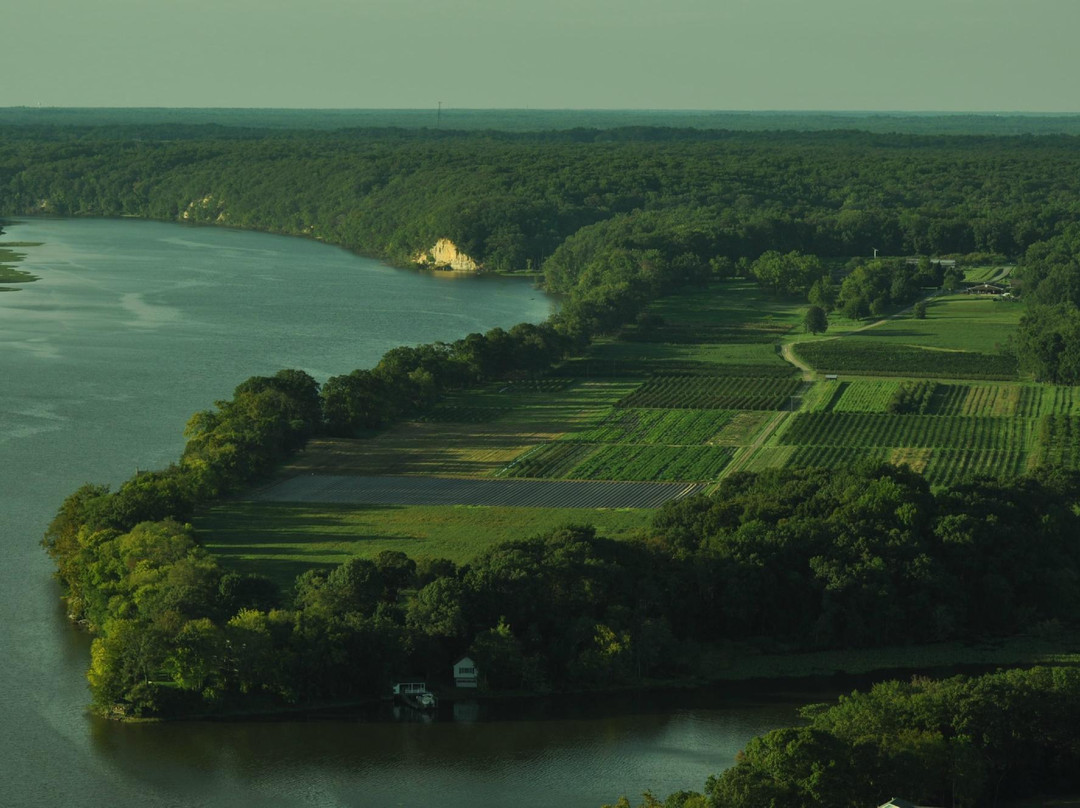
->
[[3, 0, 1078, 111]]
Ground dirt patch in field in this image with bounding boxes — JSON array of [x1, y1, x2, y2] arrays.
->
[[890, 447, 932, 473], [280, 420, 569, 478], [710, 411, 772, 446]]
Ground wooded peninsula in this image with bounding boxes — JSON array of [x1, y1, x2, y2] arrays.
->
[[7, 120, 1080, 806]]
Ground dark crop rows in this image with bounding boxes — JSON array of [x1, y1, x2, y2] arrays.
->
[[1035, 415, 1080, 469], [497, 442, 599, 479], [567, 444, 736, 482], [794, 339, 1018, 379], [564, 408, 736, 445], [619, 375, 802, 410], [782, 412, 1032, 451]]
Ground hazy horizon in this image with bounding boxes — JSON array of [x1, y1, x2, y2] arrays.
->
[[6, 106, 1080, 114], [5, 0, 1078, 112]]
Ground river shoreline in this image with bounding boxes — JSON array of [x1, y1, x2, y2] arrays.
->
[[0, 212, 546, 282], [120, 630, 1080, 724]]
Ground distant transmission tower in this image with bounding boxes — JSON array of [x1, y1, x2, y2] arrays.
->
[[437, 101, 442, 129]]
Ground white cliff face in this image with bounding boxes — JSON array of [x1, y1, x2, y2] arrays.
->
[[181, 194, 228, 223], [414, 238, 481, 271]]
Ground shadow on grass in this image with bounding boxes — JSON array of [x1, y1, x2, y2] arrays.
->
[[198, 502, 410, 536], [857, 328, 937, 340], [212, 556, 334, 587]]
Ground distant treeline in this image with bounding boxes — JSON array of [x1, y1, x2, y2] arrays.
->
[[6, 108, 1080, 134], [608, 665, 1080, 808], [4, 128, 1080, 279]]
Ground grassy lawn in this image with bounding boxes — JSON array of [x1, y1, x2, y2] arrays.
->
[[963, 264, 1012, 283], [855, 293, 1022, 352], [702, 632, 1080, 681], [197, 502, 651, 586], [650, 280, 806, 326], [568, 335, 792, 369]]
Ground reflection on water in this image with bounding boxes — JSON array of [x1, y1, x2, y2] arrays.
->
[[88, 690, 803, 808]]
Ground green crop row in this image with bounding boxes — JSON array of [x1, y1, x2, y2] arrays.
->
[[1020, 386, 1080, 418], [819, 380, 1024, 417], [1034, 415, 1080, 469], [497, 442, 599, 479], [886, 380, 937, 414], [932, 384, 1019, 417], [780, 412, 1032, 451], [793, 339, 1018, 379], [923, 449, 1031, 485], [564, 408, 737, 445], [783, 444, 1030, 485], [827, 380, 901, 413], [567, 444, 736, 482], [783, 445, 891, 470], [619, 375, 803, 410]]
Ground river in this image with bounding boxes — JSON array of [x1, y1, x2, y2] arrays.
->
[[0, 218, 799, 808]]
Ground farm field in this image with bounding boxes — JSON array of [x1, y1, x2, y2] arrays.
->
[[256, 474, 703, 508], [564, 444, 736, 481], [205, 270, 1080, 571], [793, 339, 1018, 379], [618, 375, 802, 410], [854, 294, 1022, 352], [202, 280, 805, 574], [278, 281, 804, 488], [791, 294, 1022, 380], [780, 412, 1033, 451], [764, 277, 1080, 485], [563, 408, 737, 444], [771, 372, 1080, 485], [279, 379, 639, 478], [1034, 415, 1080, 469], [815, 379, 1029, 417], [197, 502, 653, 584]]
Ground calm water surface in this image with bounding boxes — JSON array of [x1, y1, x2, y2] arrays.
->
[[0, 218, 798, 807]]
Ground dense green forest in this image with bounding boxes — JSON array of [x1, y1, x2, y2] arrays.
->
[[7, 124, 1080, 373], [5, 126, 1080, 277]]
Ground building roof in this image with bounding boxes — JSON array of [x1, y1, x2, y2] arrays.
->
[[904, 258, 956, 266]]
